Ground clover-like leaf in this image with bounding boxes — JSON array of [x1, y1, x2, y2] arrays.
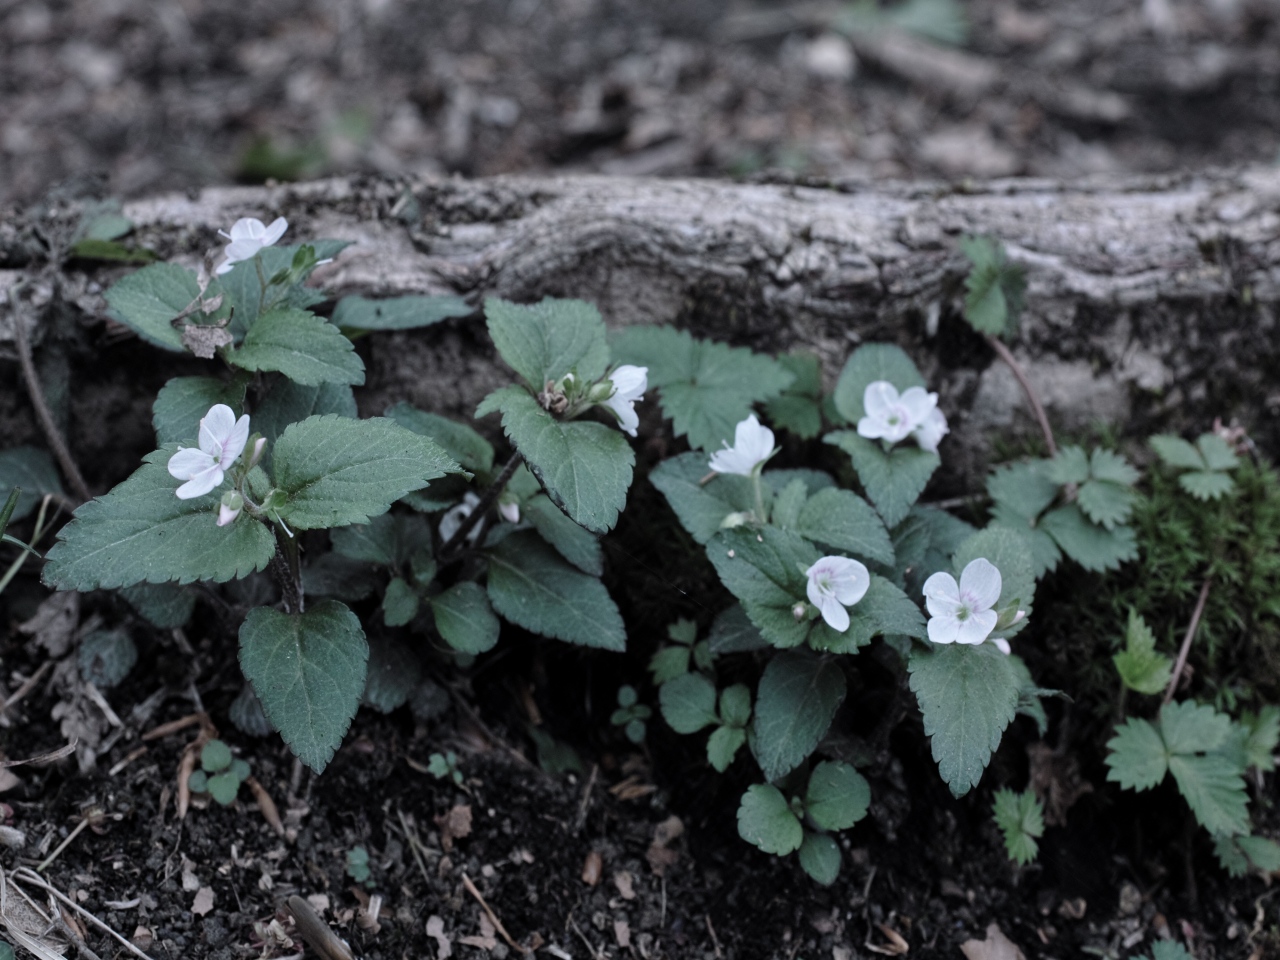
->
[[650, 451, 758, 544], [432, 580, 501, 654], [992, 788, 1044, 865], [1039, 504, 1137, 572], [659, 672, 719, 734], [737, 784, 803, 856], [804, 761, 870, 832], [1105, 717, 1169, 790]]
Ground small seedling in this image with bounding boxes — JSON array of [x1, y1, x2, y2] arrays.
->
[[187, 739, 252, 805], [345, 845, 372, 885], [610, 685, 651, 744], [426, 750, 464, 786]]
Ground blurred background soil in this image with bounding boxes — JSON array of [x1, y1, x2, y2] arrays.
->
[[2, 0, 1280, 209]]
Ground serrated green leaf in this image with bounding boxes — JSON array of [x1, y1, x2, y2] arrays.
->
[[668, 618, 698, 645], [229, 308, 364, 386], [1076, 479, 1137, 530], [1113, 609, 1172, 695], [1089, 447, 1140, 486], [805, 761, 870, 832], [42, 446, 276, 591], [1241, 707, 1280, 773], [650, 451, 758, 544], [1197, 433, 1239, 471], [1105, 717, 1169, 790], [153, 377, 247, 445], [385, 403, 494, 478], [1045, 445, 1090, 485], [104, 262, 204, 351], [989, 504, 1061, 581], [708, 528, 819, 649], [771, 478, 808, 530], [1213, 833, 1250, 877], [486, 531, 624, 651], [302, 553, 380, 602], [524, 494, 603, 575], [612, 326, 794, 450], [798, 832, 841, 884], [330, 513, 432, 568], [272, 415, 457, 530], [1150, 434, 1205, 470], [78, 629, 138, 688], [752, 650, 846, 781], [831, 344, 925, 425], [650, 646, 691, 684], [479, 387, 633, 534], [0, 446, 64, 522], [992, 788, 1043, 865], [809, 575, 926, 653], [951, 525, 1035, 640], [824, 431, 939, 528], [1168, 752, 1249, 836], [362, 634, 423, 713], [737, 784, 803, 855], [485, 297, 609, 389], [660, 672, 719, 734], [765, 353, 824, 439], [986, 460, 1059, 519], [239, 599, 369, 772], [215, 240, 350, 333], [707, 725, 747, 772], [908, 643, 1020, 796], [1039, 504, 1137, 572], [332, 294, 471, 331], [707, 603, 770, 654], [120, 582, 196, 629], [1238, 835, 1280, 872], [432, 580, 501, 654], [720, 684, 753, 727], [1179, 470, 1236, 500], [796, 488, 895, 566], [382, 576, 420, 626], [964, 263, 1008, 336], [253, 379, 357, 459], [1159, 700, 1232, 754]]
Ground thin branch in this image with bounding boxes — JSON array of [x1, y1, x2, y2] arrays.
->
[[986, 334, 1057, 457], [439, 453, 523, 561], [10, 293, 92, 503], [1163, 575, 1213, 706]]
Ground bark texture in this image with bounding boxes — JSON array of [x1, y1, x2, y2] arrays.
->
[[3, 169, 1280, 482]]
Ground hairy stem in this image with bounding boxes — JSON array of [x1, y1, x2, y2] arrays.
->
[[1163, 575, 1213, 706], [439, 453, 524, 561], [752, 472, 768, 525], [11, 293, 92, 503], [270, 527, 305, 614], [985, 334, 1057, 457]]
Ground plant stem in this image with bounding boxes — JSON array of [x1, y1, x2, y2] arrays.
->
[[439, 453, 524, 561], [1163, 575, 1213, 706], [11, 292, 92, 503], [986, 334, 1056, 457], [752, 472, 768, 524], [271, 527, 305, 614]]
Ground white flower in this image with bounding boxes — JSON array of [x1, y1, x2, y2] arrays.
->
[[923, 558, 1003, 649], [913, 407, 949, 454], [167, 404, 251, 499], [805, 556, 871, 633], [498, 500, 521, 524], [857, 381, 939, 446], [603, 365, 648, 437], [708, 414, 777, 476], [215, 217, 288, 275], [217, 492, 244, 527], [440, 492, 483, 544]]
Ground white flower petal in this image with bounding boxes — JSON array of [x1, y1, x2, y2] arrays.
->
[[857, 416, 893, 441], [609, 365, 648, 400], [199, 404, 238, 455], [168, 447, 216, 481], [925, 592, 964, 621], [897, 386, 938, 425], [913, 408, 949, 453], [175, 464, 224, 499], [709, 414, 775, 475], [228, 218, 265, 241], [221, 414, 251, 467], [261, 217, 289, 246], [959, 558, 1002, 612], [955, 608, 998, 645], [827, 558, 870, 606], [927, 614, 960, 644], [992, 637, 1012, 655], [818, 594, 851, 632], [862, 381, 898, 420], [217, 502, 242, 526], [604, 395, 639, 436], [922, 570, 959, 603]]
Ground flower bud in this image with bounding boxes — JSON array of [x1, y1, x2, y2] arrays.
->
[[792, 602, 808, 622], [246, 436, 267, 469], [587, 380, 616, 403], [217, 491, 244, 527], [498, 500, 521, 524], [719, 511, 750, 529]]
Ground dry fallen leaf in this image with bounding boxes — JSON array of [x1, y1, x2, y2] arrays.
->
[[459, 913, 498, 950], [960, 923, 1027, 960], [19, 592, 79, 657], [436, 804, 473, 854], [191, 886, 215, 916], [614, 919, 631, 949], [646, 815, 683, 876], [613, 870, 636, 900], [426, 915, 453, 959], [866, 922, 910, 955], [581, 849, 603, 886]]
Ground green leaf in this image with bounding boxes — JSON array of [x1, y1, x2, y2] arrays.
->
[[708, 528, 820, 649], [385, 403, 494, 478], [771, 478, 808, 531], [362, 635, 423, 713], [1039, 504, 1137, 572], [810, 576, 926, 654], [153, 377, 247, 445], [992, 788, 1044, 865], [1089, 447, 1140, 486], [707, 725, 747, 772], [824, 431, 939, 528], [960, 236, 1025, 337], [1237, 835, 1280, 872], [1113, 609, 1172, 695], [1076, 479, 1137, 530], [1104, 718, 1169, 790], [485, 297, 609, 389], [765, 353, 824, 440], [1150, 434, 1205, 470], [330, 513, 432, 568], [69, 238, 156, 263], [485, 531, 624, 651], [332, 294, 471, 332], [660, 673, 719, 734], [612, 326, 794, 450], [272, 415, 458, 530], [187, 769, 209, 793], [524, 494, 603, 575], [215, 240, 351, 332], [1240, 707, 1280, 773], [0, 446, 63, 522], [302, 553, 380, 602], [202, 740, 233, 772], [707, 603, 770, 654], [831, 344, 925, 425], [253, 379, 357, 455], [1149, 943, 1194, 960], [78, 629, 138, 688], [650, 451, 757, 544], [650, 646, 691, 685], [239, 599, 369, 772], [432, 581, 500, 654], [229, 308, 364, 386], [952, 526, 1035, 640], [479, 387, 634, 534], [908, 643, 1020, 796], [798, 832, 842, 885], [987, 460, 1059, 519], [382, 576, 420, 626], [720, 684, 753, 728], [737, 784, 803, 855], [1168, 752, 1249, 836], [104, 262, 204, 351], [1045, 445, 1090, 485], [796, 488, 894, 565], [804, 761, 870, 831], [1179, 471, 1236, 501], [42, 447, 276, 591], [120, 582, 196, 629], [752, 650, 847, 781], [1197, 433, 1239, 471], [1159, 699, 1232, 754]]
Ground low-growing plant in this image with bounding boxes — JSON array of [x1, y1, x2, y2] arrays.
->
[[345, 845, 373, 885], [426, 751, 464, 786], [188, 739, 252, 805]]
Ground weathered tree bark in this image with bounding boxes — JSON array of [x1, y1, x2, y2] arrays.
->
[[3, 169, 1279, 483]]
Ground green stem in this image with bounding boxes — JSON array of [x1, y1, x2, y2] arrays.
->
[[439, 453, 524, 561], [752, 472, 768, 525], [271, 525, 304, 614]]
